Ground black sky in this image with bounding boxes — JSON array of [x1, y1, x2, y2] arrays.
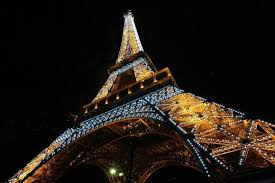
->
[[0, 1, 274, 181]]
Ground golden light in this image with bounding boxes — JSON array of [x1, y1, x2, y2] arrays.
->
[[119, 172, 124, 176], [128, 88, 132, 94], [110, 168, 116, 175]]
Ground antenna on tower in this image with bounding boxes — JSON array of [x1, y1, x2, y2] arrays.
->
[[124, 9, 134, 18]]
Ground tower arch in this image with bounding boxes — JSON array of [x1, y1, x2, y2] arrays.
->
[[142, 164, 208, 183]]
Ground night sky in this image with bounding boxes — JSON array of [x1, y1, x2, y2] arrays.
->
[[0, 1, 274, 181]]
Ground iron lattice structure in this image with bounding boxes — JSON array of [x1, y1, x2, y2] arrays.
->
[[8, 10, 275, 183]]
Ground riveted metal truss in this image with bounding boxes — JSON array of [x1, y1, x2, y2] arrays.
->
[[92, 57, 154, 102], [158, 93, 275, 170]]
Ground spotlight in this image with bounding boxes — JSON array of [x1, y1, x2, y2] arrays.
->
[[119, 172, 124, 176], [110, 168, 116, 175]]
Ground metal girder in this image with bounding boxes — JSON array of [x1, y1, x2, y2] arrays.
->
[[211, 144, 242, 156], [258, 121, 275, 137]]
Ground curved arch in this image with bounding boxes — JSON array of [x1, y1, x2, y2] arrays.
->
[[19, 115, 207, 183], [79, 130, 198, 166], [140, 159, 204, 183], [57, 163, 110, 183], [67, 117, 196, 161], [57, 117, 178, 159], [75, 127, 202, 183], [72, 116, 206, 168], [75, 117, 163, 143]]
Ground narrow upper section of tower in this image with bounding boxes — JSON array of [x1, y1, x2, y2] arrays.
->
[[116, 10, 144, 63]]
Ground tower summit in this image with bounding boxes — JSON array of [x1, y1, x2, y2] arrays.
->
[[90, 10, 158, 104], [117, 10, 144, 63]]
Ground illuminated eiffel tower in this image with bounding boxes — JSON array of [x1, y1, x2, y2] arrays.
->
[[8, 10, 275, 183]]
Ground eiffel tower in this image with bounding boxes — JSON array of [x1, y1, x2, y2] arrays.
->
[[8, 10, 275, 183]]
